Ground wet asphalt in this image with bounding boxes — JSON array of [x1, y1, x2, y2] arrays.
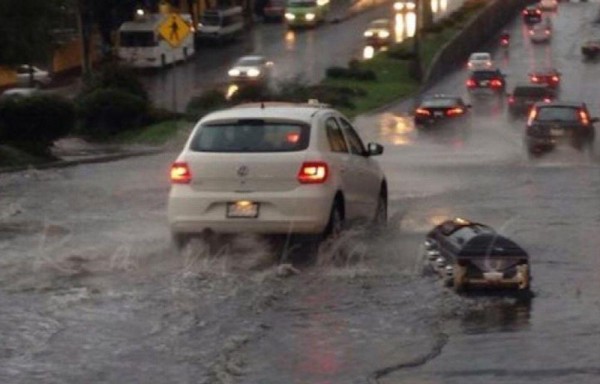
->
[[2, 1, 600, 383]]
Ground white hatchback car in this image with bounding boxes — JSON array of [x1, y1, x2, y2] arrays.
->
[[227, 55, 274, 84], [467, 52, 494, 71], [167, 101, 387, 247]]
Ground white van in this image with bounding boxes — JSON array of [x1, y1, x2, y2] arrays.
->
[[196, 6, 245, 44], [118, 13, 195, 68]]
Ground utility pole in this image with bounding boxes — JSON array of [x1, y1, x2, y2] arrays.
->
[[409, 0, 423, 82], [77, 0, 92, 77]]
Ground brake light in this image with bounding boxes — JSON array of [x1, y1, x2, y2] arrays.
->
[[170, 162, 192, 184], [508, 95, 515, 104], [486, 61, 492, 67], [536, 9, 541, 15], [490, 79, 503, 88], [529, 30, 534, 36], [446, 107, 464, 116], [545, 29, 550, 35], [531, 75, 539, 82], [297, 161, 328, 184], [543, 98, 552, 103], [522, 9, 527, 14], [466, 78, 476, 87], [551, 75, 559, 82], [527, 108, 538, 125], [579, 110, 590, 125], [415, 108, 431, 116]]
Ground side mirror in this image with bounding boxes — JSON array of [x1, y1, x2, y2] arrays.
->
[[367, 142, 384, 156]]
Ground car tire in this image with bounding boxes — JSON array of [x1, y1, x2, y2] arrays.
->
[[373, 188, 388, 230], [323, 200, 344, 240], [171, 232, 189, 251]]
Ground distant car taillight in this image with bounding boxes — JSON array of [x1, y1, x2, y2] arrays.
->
[[543, 98, 552, 103], [466, 79, 476, 88], [551, 75, 560, 82], [446, 107, 464, 116], [527, 108, 538, 126], [531, 75, 539, 82], [297, 161, 328, 184], [579, 110, 590, 125], [415, 108, 431, 116], [170, 162, 192, 184], [490, 79, 503, 88], [508, 95, 515, 104]]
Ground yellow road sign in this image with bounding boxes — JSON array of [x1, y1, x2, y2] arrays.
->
[[158, 13, 191, 48]]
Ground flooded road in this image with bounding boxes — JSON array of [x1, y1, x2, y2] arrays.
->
[[2, 1, 600, 383]]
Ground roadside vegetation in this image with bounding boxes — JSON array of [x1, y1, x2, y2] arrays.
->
[[0, 0, 487, 168]]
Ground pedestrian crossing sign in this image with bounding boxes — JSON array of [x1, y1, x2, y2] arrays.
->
[[158, 13, 191, 48]]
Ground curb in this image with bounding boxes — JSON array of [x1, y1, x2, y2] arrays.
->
[[0, 148, 163, 174]]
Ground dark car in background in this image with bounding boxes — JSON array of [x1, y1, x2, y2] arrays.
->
[[507, 84, 555, 117], [466, 69, 506, 94], [528, 67, 561, 88], [413, 94, 471, 128], [525, 101, 597, 154], [522, 5, 542, 24], [423, 218, 531, 293]]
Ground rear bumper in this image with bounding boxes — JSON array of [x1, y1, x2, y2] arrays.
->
[[168, 187, 334, 235], [457, 265, 530, 290]]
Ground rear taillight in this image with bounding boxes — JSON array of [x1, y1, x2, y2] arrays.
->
[[491, 79, 503, 88], [579, 110, 590, 125], [522, 9, 527, 14], [536, 9, 541, 15], [527, 108, 538, 125], [446, 107, 464, 116], [508, 96, 515, 104], [529, 30, 534, 36], [543, 98, 552, 103], [551, 75, 559, 82], [466, 79, 476, 88], [545, 29, 550, 35], [297, 161, 328, 184], [531, 75, 539, 82], [170, 162, 192, 184], [415, 108, 431, 116]]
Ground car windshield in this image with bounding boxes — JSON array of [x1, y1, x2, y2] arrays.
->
[[190, 121, 310, 152], [119, 31, 157, 47], [237, 57, 264, 66], [536, 107, 580, 122], [421, 98, 459, 108], [288, 0, 317, 8]]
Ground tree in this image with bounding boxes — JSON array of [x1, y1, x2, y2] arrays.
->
[[420, 0, 433, 30], [0, 0, 65, 71]]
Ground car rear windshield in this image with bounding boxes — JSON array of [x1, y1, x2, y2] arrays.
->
[[536, 107, 580, 122], [288, 0, 317, 8], [421, 98, 459, 108], [190, 120, 310, 152], [513, 87, 551, 97], [472, 71, 501, 80]]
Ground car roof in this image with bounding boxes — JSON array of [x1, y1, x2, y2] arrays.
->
[[199, 102, 333, 124], [469, 52, 490, 58], [530, 67, 558, 73], [533, 101, 585, 108], [421, 93, 461, 100], [369, 18, 390, 25]]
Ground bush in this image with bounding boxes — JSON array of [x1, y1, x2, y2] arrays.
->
[[77, 88, 148, 138], [185, 89, 227, 121], [0, 95, 75, 155], [145, 107, 183, 125], [325, 64, 377, 81], [80, 63, 149, 102]]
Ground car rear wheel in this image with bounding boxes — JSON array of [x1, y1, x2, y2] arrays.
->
[[373, 189, 387, 228], [323, 200, 344, 240]]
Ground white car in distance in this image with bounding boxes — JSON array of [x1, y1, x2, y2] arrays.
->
[[227, 55, 273, 84], [529, 23, 551, 43], [167, 101, 388, 248], [467, 52, 494, 71]]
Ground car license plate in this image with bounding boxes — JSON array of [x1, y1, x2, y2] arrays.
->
[[550, 128, 564, 136], [480, 80, 489, 86], [227, 201, 259, 218], [483, 271, 503, 281], [434, 111, 443, 118]]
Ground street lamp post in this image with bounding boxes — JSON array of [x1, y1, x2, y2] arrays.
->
[[409, 0, 423, 81]]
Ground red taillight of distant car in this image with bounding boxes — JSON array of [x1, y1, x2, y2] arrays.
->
[[415, 108, 431, 116], [531, 75, 539, 82], [522, 9, 527, 14], [508, 95, 515, 104], [170, 162, 192, 184], [490, 79, 503, 88], [446, 107, 464, 116], [579, 110, 590, 125], [551, 75, 560, 83], [543, 98, 552, 103], [501, 38, 509, 46], [466, 79, 476, 88], [535, 9, 541, 15], [297, 161, 328, 184]]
